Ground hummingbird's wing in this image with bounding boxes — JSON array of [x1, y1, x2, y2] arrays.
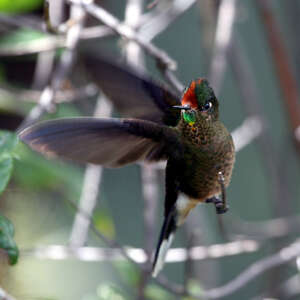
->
[[18, 117, 172, 167], [82, 54, 181, 126]]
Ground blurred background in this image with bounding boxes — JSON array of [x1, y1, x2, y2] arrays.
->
[[1, 0, 300, 299]]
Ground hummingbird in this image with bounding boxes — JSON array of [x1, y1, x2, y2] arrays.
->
[[18, 55, 235, 277]]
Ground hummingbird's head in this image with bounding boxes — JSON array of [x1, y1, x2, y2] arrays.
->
[[183, 78, 219, 117], [173, 79, 219, 123]]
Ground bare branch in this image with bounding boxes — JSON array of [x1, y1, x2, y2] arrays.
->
[[17, 1, 86, 130], [68, 0, 177, 70], [201, 239, 300, 299], [257, 0, 300, 153], [139, 0, 196, 41], [208, 0, 237, 95], [231, 116, 264, 153], [21, 240, 259, 263]]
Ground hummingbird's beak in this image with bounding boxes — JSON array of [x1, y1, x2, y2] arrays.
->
[[172, 105, 191, 110]]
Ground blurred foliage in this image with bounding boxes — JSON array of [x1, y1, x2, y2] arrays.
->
[[14, 142, 83, 198], [0, 0, 43, 13], [145, 284, 173, 300], [113, 261, 139, 287], [93, 210, 116, 239], [0, 29, 45, 48], [0, 131, 18, 265], [0, 215, 18, 265], [96, 282, 128, 300], [183, 280, 204, 300]]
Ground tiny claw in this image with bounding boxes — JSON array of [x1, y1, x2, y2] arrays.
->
[[216, 204, 229, 214], [206, 196, 228, 214]]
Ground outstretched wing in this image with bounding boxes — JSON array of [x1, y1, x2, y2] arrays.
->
[[82, 54, 181, 126], [18, 117, 171, 167]]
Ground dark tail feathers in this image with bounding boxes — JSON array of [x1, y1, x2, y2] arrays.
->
[[152, 207, 177, 277]]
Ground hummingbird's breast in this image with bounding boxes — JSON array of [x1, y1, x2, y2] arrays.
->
[[177, 119, 235, 201]]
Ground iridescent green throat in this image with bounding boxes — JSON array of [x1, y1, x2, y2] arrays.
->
[[183, 111, 196, 125]]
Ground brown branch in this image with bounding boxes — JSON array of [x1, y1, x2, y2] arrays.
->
[[257, 0, 300, 155]]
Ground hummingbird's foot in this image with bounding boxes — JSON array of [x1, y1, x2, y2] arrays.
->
[[205, 196, 229, 214], [215, 202, 229, 214]]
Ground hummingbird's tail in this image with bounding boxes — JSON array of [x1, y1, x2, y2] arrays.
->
[[152, 206, 177, 278], [151, 196, 198, 277]]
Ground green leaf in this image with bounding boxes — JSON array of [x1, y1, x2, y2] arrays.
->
[[14, 143, 83, 197], [0, 155, 13, 195], [96, 283, 127, 300], [0, 0, 43, 13], [93, 210, 115, 239], [0, 131, 19, 265], [0, 131, 18, 156], [145, 284, 173, 300], [113, 261, 139, 286], [0, 29, 45, 48], [0, 131, 17, 195], [183, 279, 205, 300], [0, 214, 19, 265]]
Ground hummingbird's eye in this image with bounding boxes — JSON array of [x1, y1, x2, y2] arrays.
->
[[202, 101, 212, 111]]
